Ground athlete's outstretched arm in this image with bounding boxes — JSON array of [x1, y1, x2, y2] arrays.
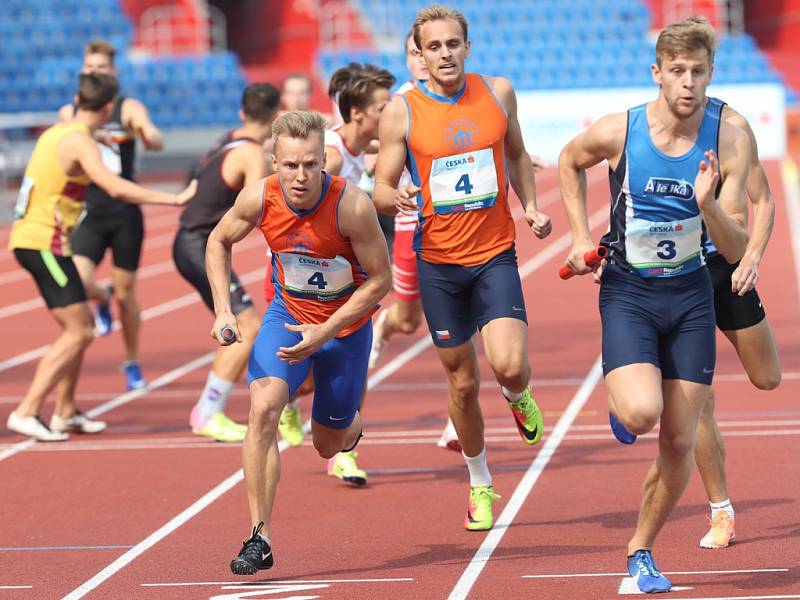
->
[[277, 186, 392, 364], [374, 97, 415, 216], [123, 98, 164, 151], [724, 108, 776, 294], [491, 76, 551, 239], [67, 131, 195, 205], [558, 113, 626, 274], [697, 123, 750, 264], [206, 180, 264, 344]]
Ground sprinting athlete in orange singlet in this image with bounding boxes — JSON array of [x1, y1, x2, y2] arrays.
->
[[205, 111, 391, 575], [275, 64, 394, 487], [374, 5, 552, 531]]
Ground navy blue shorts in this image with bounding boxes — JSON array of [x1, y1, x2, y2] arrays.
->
[[599, 263, 716, 384], [247, 301, 371, 429], [417, 245, 527, 348]]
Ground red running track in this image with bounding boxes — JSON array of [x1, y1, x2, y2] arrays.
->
[[0, 164, 798, 600]]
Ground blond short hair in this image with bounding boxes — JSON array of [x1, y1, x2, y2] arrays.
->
[[412, 5, 468, 50], [656, 16, 716, 66], [271, 110, 327, 146], [84, 39, 116, 64]]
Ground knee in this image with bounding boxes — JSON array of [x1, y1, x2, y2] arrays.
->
[[112, 283, 137, 307], [313, 437, 340, 459], [493, 357, 529, 390], [751, 371, 781, 391], [68, 325, 95, 349], [448, 376, 479, 409], [660, 429, 695, 458], [396, 311, 422, 334], [620, 406, 660, 436], [248, 401, 281, 433]]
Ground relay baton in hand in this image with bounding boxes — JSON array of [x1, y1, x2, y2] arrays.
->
[[220, 325, 237, 343], [559, 246, 608, 280]]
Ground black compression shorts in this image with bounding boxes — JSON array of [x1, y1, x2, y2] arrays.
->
[[14, 249, 87, 309], [71, 205, 144, 271], [172, 227, 253, 316], [707, 253, 766, 331]]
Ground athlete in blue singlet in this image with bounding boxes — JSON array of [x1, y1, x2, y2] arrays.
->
[[559, 17, 751, 594]]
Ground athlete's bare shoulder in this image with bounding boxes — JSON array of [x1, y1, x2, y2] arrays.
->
[[379, 95, 409, 139]]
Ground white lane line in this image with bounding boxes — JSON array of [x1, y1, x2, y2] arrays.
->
[[619, 578, 691, 594], [8, 426, 800, 454], [59, 468, 250, 600], [447, 354, 604, 600], [0, 236, 264, 320], [60, 321, 430, 600], [0, 266, 265, 373], [2, 369, 799, 405], [0, 353, 214, 464], [61, 195, 610, 599], [0, 585, 33, 589], [522, 568, 790, 578], [782, 158, 800, 311], [142, 578, 414, 587]]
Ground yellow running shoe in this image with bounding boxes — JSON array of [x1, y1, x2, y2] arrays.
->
[[327, 451, 367, 486], [699, 511, 736, 549], [507, 386, 543, 445], [192, 412, 247, 443], [278, 405, 304, 447], [464, 486, 501, 531]]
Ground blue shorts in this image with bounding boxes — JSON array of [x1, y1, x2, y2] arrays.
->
[[599, 263, 716, 384], [417, 245, 527, 348], [247, 302, 372, 429]]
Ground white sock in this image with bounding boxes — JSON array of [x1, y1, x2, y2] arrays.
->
[[196, 372, 235, 423], [502, 384, 527, 402], [463, 447, 492, 488], [710, 499, 734, 520], [258, 532, 271, 546]]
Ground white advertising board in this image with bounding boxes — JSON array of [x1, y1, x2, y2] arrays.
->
[[517, 84, 786, 164]]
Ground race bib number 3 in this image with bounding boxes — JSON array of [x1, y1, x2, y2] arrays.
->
[[429, 147, 498, 214], [625, 216, 703, 277], [279, 252, 355, 302], [14, 176, 34, 220]]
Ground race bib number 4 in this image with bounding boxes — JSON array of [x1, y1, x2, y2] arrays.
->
[[625, 216, 703, 277], [279, 252, 355, 302], [429, 147, 498, 214]]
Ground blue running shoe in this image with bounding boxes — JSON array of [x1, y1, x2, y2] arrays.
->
[[627, 549, 671, 593], [609, 411, 637, 444], [95, 286, 113, 336], [123, 361, 147, 390]]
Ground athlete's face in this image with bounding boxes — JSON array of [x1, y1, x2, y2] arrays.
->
[[405, 35, 429, 81], [273, 134, 325, 208], [355, 87, 392, 140], [82, 53, 115, 75], [653, 50, 713, 116], [281, 78, 312, 112], [418, 19, 469, 87]]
